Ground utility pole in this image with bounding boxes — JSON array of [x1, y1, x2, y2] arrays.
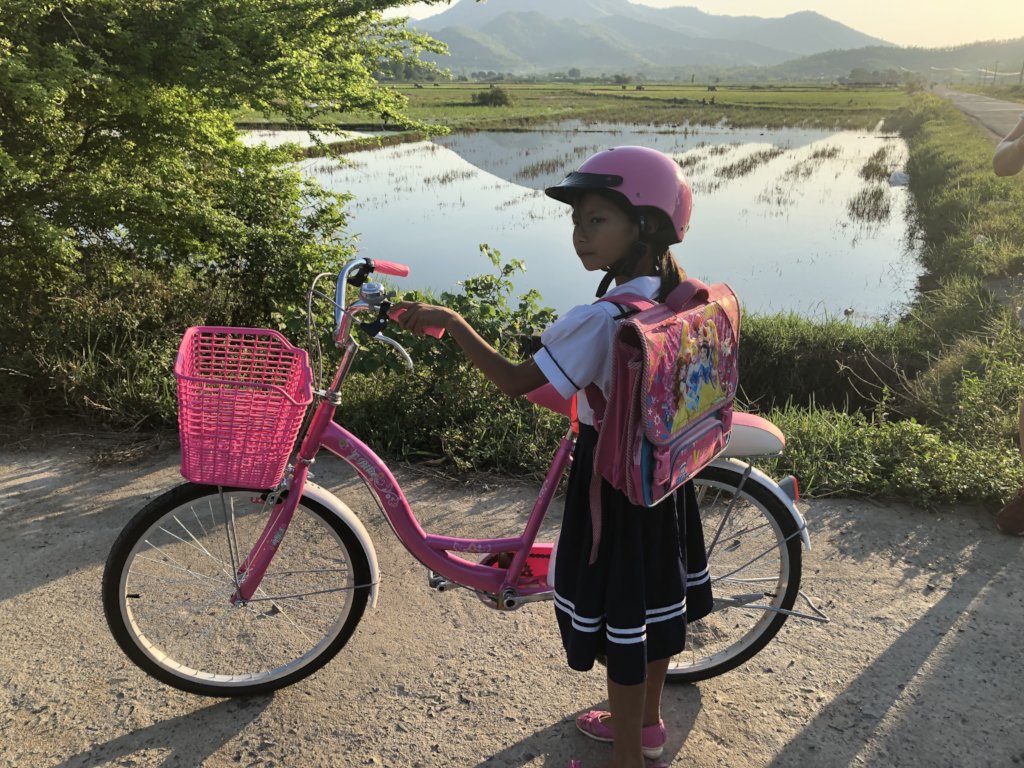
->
[[1019, 57, 1023, 88], [992, 61, 999, 87]]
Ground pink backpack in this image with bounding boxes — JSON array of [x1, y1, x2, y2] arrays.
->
[[584, 278, 741, 559]]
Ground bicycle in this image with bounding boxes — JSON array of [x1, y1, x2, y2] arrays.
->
[[102, 257, 825, 698]]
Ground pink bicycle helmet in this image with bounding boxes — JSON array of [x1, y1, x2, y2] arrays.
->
[[545, 145, 693, 243]]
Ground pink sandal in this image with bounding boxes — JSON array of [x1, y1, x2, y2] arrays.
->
[[575, 710, 667, 759]]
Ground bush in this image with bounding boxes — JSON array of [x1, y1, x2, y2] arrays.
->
[[738, 313, 926, 412], [762, 402, 1024, 504], [0, 160, 354, 427], [471, 87, 514, 107]]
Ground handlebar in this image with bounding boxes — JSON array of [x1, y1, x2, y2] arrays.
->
[[327, 257, 443, 374], [332, 257, 411, 326], [333, 258, 399, 327], [371, 259, 410, 278]]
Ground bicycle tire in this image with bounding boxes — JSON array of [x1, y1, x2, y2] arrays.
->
[[667, 463, 803, 683], [102, 482, 370, 697]]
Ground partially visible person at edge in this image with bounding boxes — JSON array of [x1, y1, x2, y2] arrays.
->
[[993, 111, 1024, 535], [391, 146, 714, 768]]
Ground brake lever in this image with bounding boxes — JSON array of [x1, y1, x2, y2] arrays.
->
[[358, 300, 392, 338], [374, 333, 414, 372]]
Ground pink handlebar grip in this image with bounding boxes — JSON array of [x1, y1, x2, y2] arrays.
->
[[387, 307, 446, 339], [373, 259, 410, 277]]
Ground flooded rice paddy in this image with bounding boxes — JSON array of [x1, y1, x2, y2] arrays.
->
[[286, 123, 921, 320]]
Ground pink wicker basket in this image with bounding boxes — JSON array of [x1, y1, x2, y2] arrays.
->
[[174, 326, 313, 488]]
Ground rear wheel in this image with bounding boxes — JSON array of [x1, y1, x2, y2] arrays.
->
[[102, 483, 371, 697], [668, 464, 802, 683]]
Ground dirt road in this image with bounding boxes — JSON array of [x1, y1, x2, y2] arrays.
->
[[2, 439, 1023, 767]]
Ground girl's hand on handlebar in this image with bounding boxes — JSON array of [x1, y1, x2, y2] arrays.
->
[[391, 300, 546, 396], [389, 301, 456, 338]]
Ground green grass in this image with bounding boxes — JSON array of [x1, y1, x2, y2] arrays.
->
[[860, 146, 892, 181], [738, 313, 926, 413], [955, 84, 1024, 103], [760, 401, 1024, 504], [236, 82, 911, 135]]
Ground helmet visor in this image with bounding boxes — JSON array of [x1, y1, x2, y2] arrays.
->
[[544, 171, 624, 204]]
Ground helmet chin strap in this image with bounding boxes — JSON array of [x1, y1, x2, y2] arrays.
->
[[595, 240, 653, 298]]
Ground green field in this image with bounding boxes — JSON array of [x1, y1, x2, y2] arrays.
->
[[239, 82, 911, 134]]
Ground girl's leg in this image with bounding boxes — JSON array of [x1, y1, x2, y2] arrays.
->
[[598, 658, 669, 767], [643, 657, 670, 727], [607, 677, 646, 768], [1018, 398, 1023, 460], [996, 398, 1024, 535]]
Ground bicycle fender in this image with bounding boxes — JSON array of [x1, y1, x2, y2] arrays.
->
[[709, 458, 811, 552], [300, 481, 381, 608], [724, 412, 786, 457]]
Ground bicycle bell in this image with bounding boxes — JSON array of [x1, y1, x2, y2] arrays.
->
[[358, 282, 387, 306]]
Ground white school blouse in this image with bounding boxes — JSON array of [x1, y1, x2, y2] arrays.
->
[[533, 276, 660, 427]]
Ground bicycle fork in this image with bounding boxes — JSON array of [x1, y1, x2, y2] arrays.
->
[[226, 464, 311, 605]]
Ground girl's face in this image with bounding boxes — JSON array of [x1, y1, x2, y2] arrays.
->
[[571, 192, 638, 272]]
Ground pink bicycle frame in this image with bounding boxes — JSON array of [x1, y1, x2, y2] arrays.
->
[[231, 387, 574, 608]]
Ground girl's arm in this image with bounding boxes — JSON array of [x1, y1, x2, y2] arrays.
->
[[390, 301, 549, 397], [994, 115, 1024, 177]]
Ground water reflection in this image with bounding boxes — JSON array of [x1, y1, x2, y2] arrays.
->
[[295, 122, 920, 320], [239, 128, 384, 148]]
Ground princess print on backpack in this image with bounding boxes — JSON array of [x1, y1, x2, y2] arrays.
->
[[390, 146, 720, 768], [675, 308, 734, 428], [680, 316, 720, 414]]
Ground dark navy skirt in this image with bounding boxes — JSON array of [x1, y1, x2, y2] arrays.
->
[[553, 425, 714, 686]]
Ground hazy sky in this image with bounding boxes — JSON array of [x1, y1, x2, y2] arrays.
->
[[391, 1, 1021, 48]]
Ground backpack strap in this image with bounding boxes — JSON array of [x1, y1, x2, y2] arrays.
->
[[665, 278, 710, 312], [582, 292, 659, 563], [605, 300, 641, 321], [597, 292, 658, 314], [585, 293, 658, 427]]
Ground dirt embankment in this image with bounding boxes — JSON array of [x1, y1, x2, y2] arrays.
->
[[2, 439, 1023, 767]]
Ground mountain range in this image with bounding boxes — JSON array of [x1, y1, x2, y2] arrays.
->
[[412, 0, 894, 74], [410, 0, 1024, 81]]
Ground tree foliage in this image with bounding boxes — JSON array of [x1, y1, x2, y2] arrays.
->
[[0, 0, 449, 421]]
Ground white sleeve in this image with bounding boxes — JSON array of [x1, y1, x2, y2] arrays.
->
[[532, 303, 617, 399]]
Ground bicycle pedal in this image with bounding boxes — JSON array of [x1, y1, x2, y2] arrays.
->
[[427, 570, 453, 591]]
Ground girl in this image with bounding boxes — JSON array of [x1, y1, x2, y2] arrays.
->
[[992, 112, 1024, 536], [391, 146, 713, 768]]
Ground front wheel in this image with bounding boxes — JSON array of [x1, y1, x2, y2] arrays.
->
[[102, 483, 371, 697], [668, 463, 803, 683]]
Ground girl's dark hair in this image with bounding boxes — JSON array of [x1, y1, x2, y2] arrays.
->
[[636, 208, 687, 303]]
